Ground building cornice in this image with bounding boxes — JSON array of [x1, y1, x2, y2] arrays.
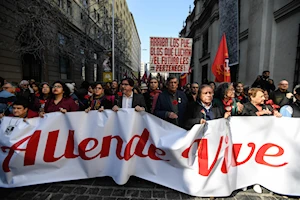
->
[[187, 0, 218, 38], [239, 29, 248, 42], [274, 0, 300, 22], [199, 53, 211, 63]]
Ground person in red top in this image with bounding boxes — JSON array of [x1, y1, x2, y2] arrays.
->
[[40, 81, 78, 116]]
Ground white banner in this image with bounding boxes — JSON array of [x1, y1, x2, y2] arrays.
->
[[149, 37, 193, 73], [0, 109, 300, 197]]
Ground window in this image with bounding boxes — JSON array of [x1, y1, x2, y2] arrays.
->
[[67, 0, 72, 15], [202, 30, 208, 57], [97, 13, 100, 21], [81, 12, 83, 19], [94, 8, 96, 19], [59, 56, 71, 79], [58, 33, 66, 45], [58, 0, 64, 8], [202, 64, 208, 84], [94, 64, 97, 81], [82, 0, 88, 7]]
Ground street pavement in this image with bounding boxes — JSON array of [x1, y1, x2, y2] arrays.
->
[[0, 176, 299, 200]]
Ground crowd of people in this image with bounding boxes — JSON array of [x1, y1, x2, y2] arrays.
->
[[0, 70, 299, 124], [0, 70, 300, 193]]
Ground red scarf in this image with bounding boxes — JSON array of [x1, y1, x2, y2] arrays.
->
[[236, 94, 244, 101], [222, 98, 233, 112], [265, 99, 280, 110]]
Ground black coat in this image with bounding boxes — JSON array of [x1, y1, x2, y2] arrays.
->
[[184, 101, 224, 130], [116, 93, 147, 110], [154, 90, 188, 128], [241, 102, 273, 116]]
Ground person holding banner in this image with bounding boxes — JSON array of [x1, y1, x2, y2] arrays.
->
[[184, 84, 229, 130], [0, 97, 38, 120], [214, 83, 244, 116], [241, 88, 281, 117], [39, 81, 79, 117], [280, 87, 300, 117], [85, 82, 116, 113], [112, 78, 146, 112], [154, 77, 188, 128]]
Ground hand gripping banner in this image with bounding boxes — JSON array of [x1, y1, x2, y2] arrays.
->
[[0, 109, 300, 197]]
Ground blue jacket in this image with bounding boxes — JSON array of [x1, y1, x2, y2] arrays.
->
[[154, 90, 188, 128], [0, 91, 16, 114]]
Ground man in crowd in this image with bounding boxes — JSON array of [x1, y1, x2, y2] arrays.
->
[[0, 82, 17, 116], [280, 87, 300, 117], [111, 80, 119, 95], [186, 82, 199, 102], [270, 79, 293, 107], [154, 77, 188, 128], [112, 78, 146, 112], [252, 70, 275, 92]]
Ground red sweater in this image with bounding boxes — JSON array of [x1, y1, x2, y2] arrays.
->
[[45, 97, 79, 113]]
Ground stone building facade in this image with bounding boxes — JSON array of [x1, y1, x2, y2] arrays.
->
[[0, 0, 140, 84], [180, 0, 300, 88]]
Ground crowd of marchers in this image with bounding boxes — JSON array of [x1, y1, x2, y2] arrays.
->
[[0, 70, 299, 123], [0, 70, 300, 193]]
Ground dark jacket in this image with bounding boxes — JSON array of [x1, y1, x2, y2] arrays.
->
[[252, 76, 275, 92], [241, 102, 273, 116], [89, 95, 116, 110], [213, 98, 240, 116], [184, 101, 223, 130], [116, 93, 147, 110], [143, 89, 162, 113], [291, 101, 300, 117], [154, 90, 188, 128], [270, 89, 293, 108]]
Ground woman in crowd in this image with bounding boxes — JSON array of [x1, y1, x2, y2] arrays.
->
[[143, 78, 162, 113], [207, 81, 216, 91], [85, 82, 116, 112], [30, 82, 40, 98], [242, 88, 281, 117], [234, 82, 248, 104], [40, 81, 78, 116], [214, 83, 244, 116], [263, 90, 280, 110], [184, 84, 231, 130], [241, 87, 281, 193]]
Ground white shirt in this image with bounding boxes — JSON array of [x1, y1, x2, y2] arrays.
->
[[201, 101, 212, 111], [122, 92, 133, 108]]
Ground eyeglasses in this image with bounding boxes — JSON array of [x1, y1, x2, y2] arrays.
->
[[150, 82, 157, 84], [53, 85, 62, 88], [94, 87, 103, 90]]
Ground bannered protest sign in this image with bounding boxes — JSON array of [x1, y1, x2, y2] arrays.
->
[[0, 109, 300, 197], [149, 37, 193, 73]]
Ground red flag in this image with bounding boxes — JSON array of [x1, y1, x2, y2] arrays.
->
[[211, 34, 231, 82], [180, 73, 188, 87]]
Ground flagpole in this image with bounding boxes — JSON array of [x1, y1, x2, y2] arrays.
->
[[112, 0, 115, 80]]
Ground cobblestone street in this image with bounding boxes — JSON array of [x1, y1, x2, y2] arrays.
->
[[0, 176, 299, 200]]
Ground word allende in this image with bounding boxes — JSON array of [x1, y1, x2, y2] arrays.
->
[[1, 129, 287, 176]]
